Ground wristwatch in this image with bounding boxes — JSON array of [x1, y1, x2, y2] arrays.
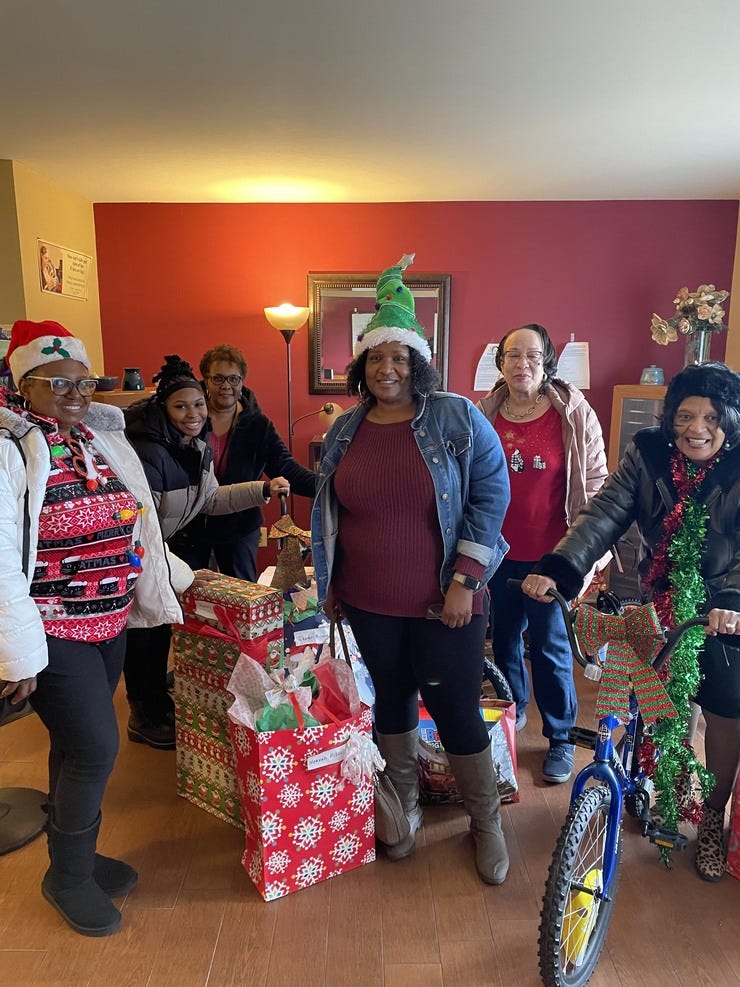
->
[[452, 572, 483, 592]]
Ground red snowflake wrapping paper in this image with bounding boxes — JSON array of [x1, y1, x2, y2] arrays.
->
[[228, 705, 376, 901], [728, 786, 740, 880]]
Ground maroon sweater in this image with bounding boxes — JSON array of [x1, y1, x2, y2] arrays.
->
[[331, 418, 485, 617]]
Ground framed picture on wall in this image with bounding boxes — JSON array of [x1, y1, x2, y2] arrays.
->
[[350, 311, 373, 351]]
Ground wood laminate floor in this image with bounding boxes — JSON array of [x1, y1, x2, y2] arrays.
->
[[1, 674, 737, 986]]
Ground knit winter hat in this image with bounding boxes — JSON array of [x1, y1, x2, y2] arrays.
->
[[153, 354, 204, 403], [7, 320, 91, 380], [353, 253, 432, 362]]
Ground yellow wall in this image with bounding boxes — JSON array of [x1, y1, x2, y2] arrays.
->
[[11, 161, 104, 371], [726, 210, 740, 371], [0, 160, 26, 323]]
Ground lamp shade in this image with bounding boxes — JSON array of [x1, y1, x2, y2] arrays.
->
[[318, 401, 343, 432], [264, 303, 309, 331]]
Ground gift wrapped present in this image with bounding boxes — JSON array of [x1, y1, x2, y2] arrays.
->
[[173, 574, 284, 827], [727, 785, 740, 880], [227, 647, 378, 901], [418, 699, 519, 804]]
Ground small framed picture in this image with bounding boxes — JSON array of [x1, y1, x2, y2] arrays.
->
[[350, 311, 373, 350]]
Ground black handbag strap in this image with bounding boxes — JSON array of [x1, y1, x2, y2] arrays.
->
[[329, 617, 352, 669]]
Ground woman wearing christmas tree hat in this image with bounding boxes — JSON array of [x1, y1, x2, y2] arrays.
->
[[312, 254, 512, 884], [521, 361, 740, 882], [0, 320, 201, 936]]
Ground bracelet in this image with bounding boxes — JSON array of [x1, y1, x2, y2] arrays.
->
[[262, 481, 270, 500]]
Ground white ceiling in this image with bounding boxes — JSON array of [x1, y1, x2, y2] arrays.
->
[[2, 0, 740, 203]]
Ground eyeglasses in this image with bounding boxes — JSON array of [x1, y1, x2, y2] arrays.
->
[[502, 350, 543, 365], [24, 375, 99, 396], [207, 374, 243, 387]]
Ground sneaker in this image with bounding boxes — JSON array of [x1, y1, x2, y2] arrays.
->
[[515, 711, 527, 732], [542, 742, 574, 784]]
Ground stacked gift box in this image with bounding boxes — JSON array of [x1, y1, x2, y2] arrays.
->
[[173, 573, 284, 828]]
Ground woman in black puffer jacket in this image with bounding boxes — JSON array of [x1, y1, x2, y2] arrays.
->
[[123, 356, 290, 749]]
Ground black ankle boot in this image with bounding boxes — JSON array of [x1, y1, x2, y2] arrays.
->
[[42, 815, 121, 937], [45, 803, 137, 897], [127, 700, 175, 749]]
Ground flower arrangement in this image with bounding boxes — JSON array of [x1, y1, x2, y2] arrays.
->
[[650, 284, 729, 345]]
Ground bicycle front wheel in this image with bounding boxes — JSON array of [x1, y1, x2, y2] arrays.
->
[[539, 785, 621, 987], [481, 656, 514, 704]]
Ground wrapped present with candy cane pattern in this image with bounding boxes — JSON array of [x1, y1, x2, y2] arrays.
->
[[173, 574, 284, 828], [226, 648, 378, 901]]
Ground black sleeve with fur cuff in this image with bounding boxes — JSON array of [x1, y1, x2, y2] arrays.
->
[[530, 553, 585, 600]]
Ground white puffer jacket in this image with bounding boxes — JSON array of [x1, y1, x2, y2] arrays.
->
[[0, 400, 193, 683]]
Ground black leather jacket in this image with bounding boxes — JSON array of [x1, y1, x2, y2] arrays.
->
[[534, 427, 740, 614]]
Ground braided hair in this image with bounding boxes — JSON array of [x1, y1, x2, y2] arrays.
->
[[152, 355, 204, 404]]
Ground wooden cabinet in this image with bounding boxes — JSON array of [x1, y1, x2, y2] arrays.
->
[[606, 384, 666, 599], [92, 388, 155, 407], [308, 435, 323, 472], [608, 384, 666, 471]]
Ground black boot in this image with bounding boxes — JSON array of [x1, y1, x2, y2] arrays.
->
[[45, 804, 137, 897], [127, 699, 175, 749], [42, 815, 121, 936]]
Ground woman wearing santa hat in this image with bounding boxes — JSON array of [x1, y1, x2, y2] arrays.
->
[[0, 320, 197, 937]]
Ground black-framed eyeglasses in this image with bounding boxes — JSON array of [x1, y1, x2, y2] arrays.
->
[[24, 375, 99, 396], [207, 374, 243, 387]]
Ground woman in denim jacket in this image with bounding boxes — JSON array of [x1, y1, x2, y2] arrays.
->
[[312, 256, 511, 884]]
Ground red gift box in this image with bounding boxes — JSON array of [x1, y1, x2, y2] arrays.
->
[[229, 705, 376, 901], [727, 785, 740, 880], [173, 575, 285, 828]]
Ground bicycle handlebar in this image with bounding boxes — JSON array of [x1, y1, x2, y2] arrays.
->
[[506, 578, 709, 671]]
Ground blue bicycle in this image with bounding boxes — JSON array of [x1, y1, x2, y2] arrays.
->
[[507, 581, 708, 987]]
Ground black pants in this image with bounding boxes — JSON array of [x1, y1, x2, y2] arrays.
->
[[123, 624, 173, 720], [29, 632, 125, 831], [174, 527, 260, 582], [342, 604, 489, 756]]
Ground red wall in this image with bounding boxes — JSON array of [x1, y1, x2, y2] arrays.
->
[[94, 200, 738, 528]]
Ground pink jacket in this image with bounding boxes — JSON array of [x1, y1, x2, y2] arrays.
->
[[478, 379, 609, 584]]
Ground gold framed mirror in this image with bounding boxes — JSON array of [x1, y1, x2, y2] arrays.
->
[[307, 272, 451, 395]]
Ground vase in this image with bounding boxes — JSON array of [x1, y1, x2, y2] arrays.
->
[[122, 367, 145, 390], [683, 331, 712, 367]]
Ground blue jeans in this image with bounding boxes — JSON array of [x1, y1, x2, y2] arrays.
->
[[30, 632, 125, 831], [489, 559, 576, 743]]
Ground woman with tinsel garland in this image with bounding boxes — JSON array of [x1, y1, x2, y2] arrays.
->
[[520, 362, 740, 882]]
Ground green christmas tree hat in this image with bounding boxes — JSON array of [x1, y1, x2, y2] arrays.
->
[[353, 252, 432, 362]]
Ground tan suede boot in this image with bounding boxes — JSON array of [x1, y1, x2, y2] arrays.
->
[[376, 729, 423, 860], [446, 745, 509, 885]]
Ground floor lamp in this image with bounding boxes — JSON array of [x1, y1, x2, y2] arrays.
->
[[264, 303, 309, 454]]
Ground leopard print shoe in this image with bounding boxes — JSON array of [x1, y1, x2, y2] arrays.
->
[[694, 804, 726, 882]]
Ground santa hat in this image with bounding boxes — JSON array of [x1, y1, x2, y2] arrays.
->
[[7, 320, 90, 381], [353, 253, 432, 362]]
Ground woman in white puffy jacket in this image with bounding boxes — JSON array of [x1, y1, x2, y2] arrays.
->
[[0, 319, 201, 939]]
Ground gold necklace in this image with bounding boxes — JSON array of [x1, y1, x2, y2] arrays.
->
[[504, 393, 544, 420]]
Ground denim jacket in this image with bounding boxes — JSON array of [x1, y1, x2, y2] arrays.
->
[[311, 391, 510, 603]]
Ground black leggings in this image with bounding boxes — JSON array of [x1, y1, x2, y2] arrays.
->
[[342, 604, 489, 756], [29, 632, 125, 831], [123, 624, 173, 719]]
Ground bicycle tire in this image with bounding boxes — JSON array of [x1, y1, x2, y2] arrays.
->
[[481, 656, 514, 704], [539, 785, 622, 987]]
